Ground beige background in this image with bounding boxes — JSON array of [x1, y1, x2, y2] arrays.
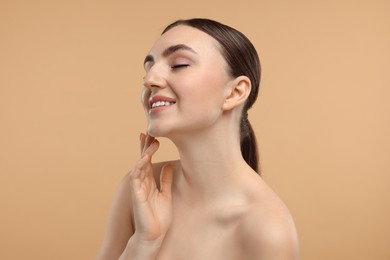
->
[[1, 0, 389, 259]]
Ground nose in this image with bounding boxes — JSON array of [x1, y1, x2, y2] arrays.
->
[[143, 64, 167, 89], [141, 65, 167, 110]]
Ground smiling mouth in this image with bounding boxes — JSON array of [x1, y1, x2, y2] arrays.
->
[[151, 101, 174, 108], [148, 95, 177, 113], [148, 100, 176, 114]]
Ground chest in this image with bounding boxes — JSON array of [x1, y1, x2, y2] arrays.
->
[[156, 210, 243, 260]]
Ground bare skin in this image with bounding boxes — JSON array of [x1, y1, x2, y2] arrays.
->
[[97, 25, 299, 260]]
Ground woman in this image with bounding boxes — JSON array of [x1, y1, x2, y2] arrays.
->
[[97, 18, 299, 260]]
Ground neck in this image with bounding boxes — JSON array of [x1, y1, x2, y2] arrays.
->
[[168, 119, 253, 206]]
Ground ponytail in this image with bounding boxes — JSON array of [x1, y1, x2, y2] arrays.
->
[[240, 117, 260, 175]]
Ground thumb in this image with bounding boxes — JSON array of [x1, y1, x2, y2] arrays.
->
[[160, 164, 173, 197]]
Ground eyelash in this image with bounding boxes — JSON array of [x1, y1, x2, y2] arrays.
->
[[171, 64, 189, 69]]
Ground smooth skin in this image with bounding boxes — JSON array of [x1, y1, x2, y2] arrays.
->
[[97, 25, 299, 260]]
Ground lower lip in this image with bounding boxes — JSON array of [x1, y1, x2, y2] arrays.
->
[[149, 104, 175, 114]]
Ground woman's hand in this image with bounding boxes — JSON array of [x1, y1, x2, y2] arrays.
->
[[129, 133, 174, 243]]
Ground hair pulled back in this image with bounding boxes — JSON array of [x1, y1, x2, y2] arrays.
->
[[162, 18, 261, 174]]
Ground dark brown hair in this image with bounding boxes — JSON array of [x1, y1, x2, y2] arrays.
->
[[163, 18, 261, 174]]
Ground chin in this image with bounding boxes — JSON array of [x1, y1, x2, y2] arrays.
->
[[146, 125, 168, 138]]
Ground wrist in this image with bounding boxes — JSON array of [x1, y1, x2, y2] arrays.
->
[[130, 233, 165, 248], [119, 234, 164, 260]]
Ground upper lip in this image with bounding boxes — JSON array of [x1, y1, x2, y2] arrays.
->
[[149, 95, 176, 108]]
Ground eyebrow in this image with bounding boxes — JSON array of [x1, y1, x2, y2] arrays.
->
[[143, 44, 198, 67]]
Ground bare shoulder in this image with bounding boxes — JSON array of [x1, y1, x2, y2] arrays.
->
[[97, 160, 179, 259], [237, 178, 300, 260], [96, 173, 134, 260]]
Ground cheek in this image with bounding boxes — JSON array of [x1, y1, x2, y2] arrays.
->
[[173, 67, 229, 110], [185, 70, 226, 95], [180, 84, 225, 116], [198, 73, 228, 105]]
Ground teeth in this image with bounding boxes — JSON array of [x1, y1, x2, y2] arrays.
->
[[151, 101, 172, 108]]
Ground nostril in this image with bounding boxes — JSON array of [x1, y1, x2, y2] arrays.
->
[[143, 67, 166, 89]]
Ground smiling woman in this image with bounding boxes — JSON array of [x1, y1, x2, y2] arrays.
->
[[96, 18, 299, 260]]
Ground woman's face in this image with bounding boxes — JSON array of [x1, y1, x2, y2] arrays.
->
[[142, 25, 234, 138]]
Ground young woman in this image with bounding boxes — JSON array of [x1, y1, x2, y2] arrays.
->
[[97, 18, 299, 260]]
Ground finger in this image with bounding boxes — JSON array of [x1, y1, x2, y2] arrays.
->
[[143, 139, 160, 158], [160, 164, 173, 197], [142, 134, 154, 156], [131, 139, 159, 180], [146, 134, 155, 148], [140, 133, 146, 156], [129, 154, 150, 180]]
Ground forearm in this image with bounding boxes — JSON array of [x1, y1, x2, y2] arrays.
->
[[118, 235, 163, 260]]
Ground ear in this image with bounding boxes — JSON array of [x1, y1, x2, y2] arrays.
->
[[222, 76, 251, 111]]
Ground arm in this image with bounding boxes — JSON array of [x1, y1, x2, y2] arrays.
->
[[96, 175, 134, 260]]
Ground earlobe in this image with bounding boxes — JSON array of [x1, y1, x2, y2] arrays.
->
[[222, 76, 251, 111]]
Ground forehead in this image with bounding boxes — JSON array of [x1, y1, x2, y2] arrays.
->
[[148, 25, 221, 57]]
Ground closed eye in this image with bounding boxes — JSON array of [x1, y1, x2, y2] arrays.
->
[[171, 64, 189, 69]]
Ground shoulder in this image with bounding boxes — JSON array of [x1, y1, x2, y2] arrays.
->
[[96, 174, 133, 259], [237, 180, 300, 259], [97, 160, 178, 259]]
